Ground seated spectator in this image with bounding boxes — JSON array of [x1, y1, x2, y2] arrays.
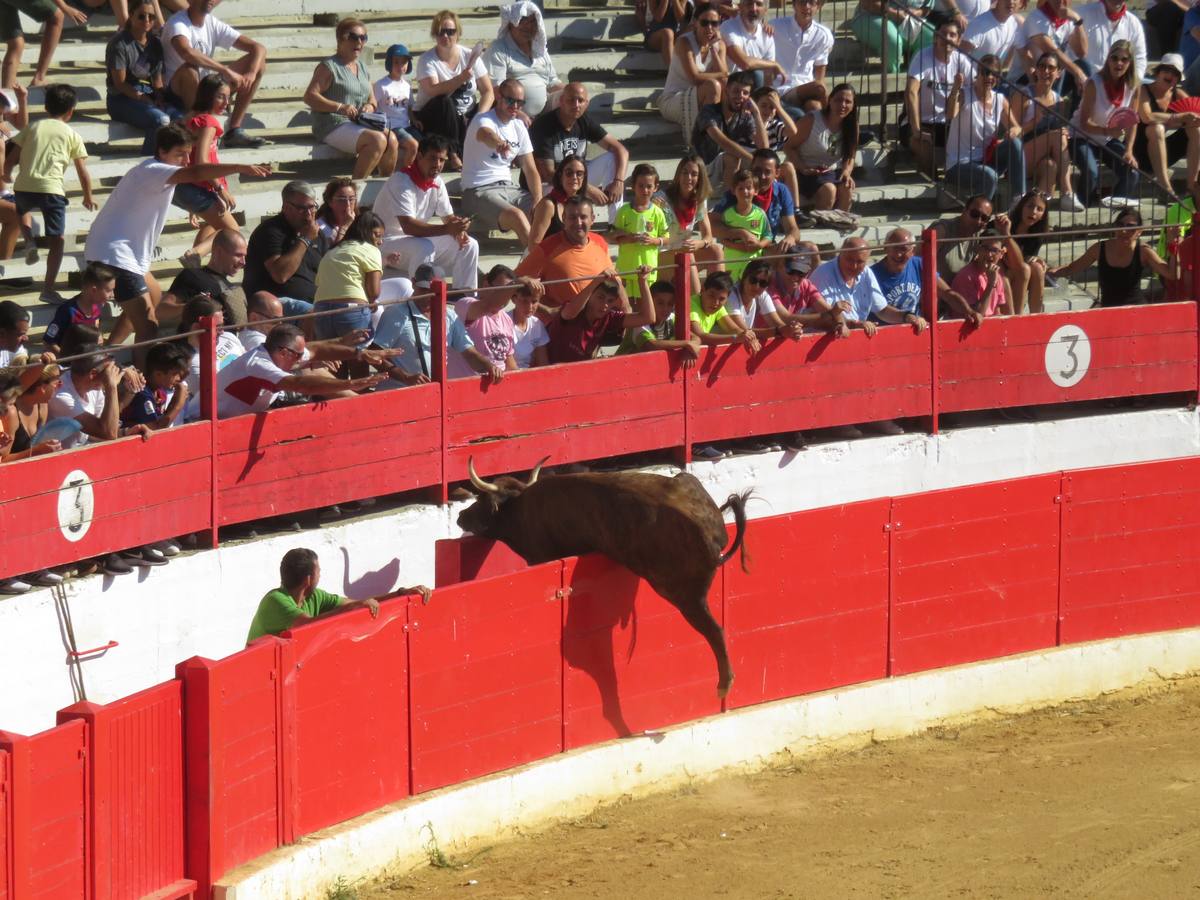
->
[[617, 277, 703, 365], [752, 87, 800, 188], [944, 57, 1025, 205], [771, 0, 834, 110], [1070, 40, 1141, 206], [162, 0, 267, 148], [239, 291, 282, 351], [247, 547, 430, 642], [6, 83, 96, 306], [516, 196, 612, 312], [1135, 55, 1200, 201], [903, 21, 973, 179], [784, 83, 858, 210], [303, 18, 398, 181], [372, 264, 497, 385], [1076, 0, 1146, 80], [49, 346, 152, 450], [850, 0, 932, 77], [58, 323, 101, 359], [244, 181, 328, 320], [961, 0, 1019, 71], [727, 258, 803, 341], [1049, 207, 1175, 306], [121, 340, 189, 431], [452, 264, 535, 379], [461, 78, 542, 246], [0, 298, 29, 367], [1013, 53, 1083, 212], [178, 295, 242, 415], [717, 168, 771, 279], [484, 2, 563, 119], [720, 0, 783, 89], [871, 226, 979, 325], [930, 193, 992, 285], [548, 266, 657, 364], [1, 359, 62, 463], [106, 0, 182, 155], [712, 148, 802, 251], [529, 83, 629, 220], [689, 269, 761, 356], [44, 262, 114, 353], [216, 323, 388, 418], [1149, 0, 1186, 61], [411, 11, 493, 169], [163, 228, 248, 325], [641, 0, 695, 67], [611, 163, 670, 299], [768, 245, 847, 335], [659, 3, 730, 143], [509, 280, 550, 367], [694, 70, 768, 189], [313, 211, 385, 342], [374, 133, 479, 290], [316, 177, 358, 245], [809, 237, 928, 337], [950, 229, 1015, 318], [1015, 0, 1085, 94], [0, 0, 85, 90], [1010, 189, 1050, 314], [529, 153, 588, 245], [0, 84, 28, 258], [652, 152, 725, 288], [374, 43, 420, 169]]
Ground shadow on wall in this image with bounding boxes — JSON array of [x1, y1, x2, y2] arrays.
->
[[340, 547, 401, 599]]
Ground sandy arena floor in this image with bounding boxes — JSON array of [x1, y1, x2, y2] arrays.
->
[[364, 674, 1200, 900]]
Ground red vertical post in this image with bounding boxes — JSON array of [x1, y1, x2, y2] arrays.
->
[[921, 229, 939, 434], [431, 279, 449, 504], [176, 657, 218, 899], [199, 315, 220, 548], [1191, 214, 1200, 403], [56, 702, 108, 899], [673, 251, 694, 466], [0, 734, 30, 898], [0, 747, 12, 899]]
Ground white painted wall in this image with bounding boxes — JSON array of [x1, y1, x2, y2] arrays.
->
[[2, 406, 1198, 735]]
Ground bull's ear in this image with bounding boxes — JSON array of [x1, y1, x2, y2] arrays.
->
[[449, 486, 476, 502]]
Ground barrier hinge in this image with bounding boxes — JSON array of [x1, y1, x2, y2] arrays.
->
[[884, 521, 901, 532], [78, 748, 87, 761], [554, 587, 573, 601], [1054, 495, 1071, 504]]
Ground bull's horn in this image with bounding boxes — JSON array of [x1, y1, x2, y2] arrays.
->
[[467, 457, 501, 494], [525, 455, 551, 487]]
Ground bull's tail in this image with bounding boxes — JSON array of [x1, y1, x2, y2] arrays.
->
[[717, 490, 753, 573]]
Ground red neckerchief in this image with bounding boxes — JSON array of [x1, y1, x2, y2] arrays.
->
[[1038, 1, 1067, 26], [1102, 78, 1124, 105], [402, 162, 437, 191], [675, 201, 697, 231], [1104, 2, 1125, 21], [753, 181, 774, 212], [549, 186, 571, 203]]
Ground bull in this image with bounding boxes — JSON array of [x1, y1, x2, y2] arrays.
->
[[457, 457, 750, 698]]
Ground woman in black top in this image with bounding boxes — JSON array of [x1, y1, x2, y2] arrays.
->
[[1050, 208, 1175, 307], [1133, 57, 1200, 201], [528, 154, 587, 245], [1009, 190, 1050, 313]]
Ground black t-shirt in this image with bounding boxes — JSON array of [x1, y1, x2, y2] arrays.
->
[[105, 30, 164, 94], [528, 109, 608, 169], [692, 103, 757, 164], [244, 213, 330, 302], [169, 266, 232, 305]]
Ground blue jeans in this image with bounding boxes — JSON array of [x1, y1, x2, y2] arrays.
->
[[106, 93, 182, 154], [313, 301, 371, 342], [1071, 137, 1140, 204], [945, 138, 1026, 205]]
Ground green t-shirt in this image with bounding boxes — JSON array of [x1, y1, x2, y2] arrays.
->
[[1159, 196, 1196, 258], [690, 294, 729, 335], [246, 586, 343, 642], [614, 202, 669, 297], [720, 204, 769, 281], [617, 311, 675, 355]]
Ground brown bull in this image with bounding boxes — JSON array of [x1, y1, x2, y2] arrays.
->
[[457, 457, 750, 698]]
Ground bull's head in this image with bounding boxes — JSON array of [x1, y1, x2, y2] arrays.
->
[[455, 456, 549, 536]]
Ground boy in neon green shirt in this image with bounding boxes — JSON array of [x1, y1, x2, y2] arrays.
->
[[719, 168, 770, 281], [610, 163, 669, 299], [689, 270, 760, 354]]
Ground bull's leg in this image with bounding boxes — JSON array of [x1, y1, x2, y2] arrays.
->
[[675, 598, 734, 699]]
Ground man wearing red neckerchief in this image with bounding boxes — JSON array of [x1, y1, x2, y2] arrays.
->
[[1017, 0, 1087, 92]]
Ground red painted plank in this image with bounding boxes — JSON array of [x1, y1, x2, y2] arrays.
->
[[724, 500, 891, 710], [0, 750, 7, 900], [408, 564, 563, 794], [434, 537, 531, 587]]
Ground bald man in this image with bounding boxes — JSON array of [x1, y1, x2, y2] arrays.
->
[[809, 237, 927, 337], [872, 227, 981, 327]]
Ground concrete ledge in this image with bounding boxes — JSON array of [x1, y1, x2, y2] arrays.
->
[[216, 626, 1200, 899]]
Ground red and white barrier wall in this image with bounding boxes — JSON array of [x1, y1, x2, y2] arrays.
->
[[4, 452, 1200, 899]]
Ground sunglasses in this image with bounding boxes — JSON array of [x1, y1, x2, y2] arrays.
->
[[748, 277, 771, 288], [1109, 55, 1131, 63], [279, 345, 304, 358], [345, 32, 367, 42], [134, 12, 155, 20], [501, 95, 526, 107], [438, 27, 457, 36], [967, 209, 991, 221], [698, 17, 720, 26]]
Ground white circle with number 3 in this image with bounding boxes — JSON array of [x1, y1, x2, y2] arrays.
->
[[57, 469, 94, 543], [1045, 324, 1091, 388]]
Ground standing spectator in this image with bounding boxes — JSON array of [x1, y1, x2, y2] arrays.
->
[[771, 0, 834, 111], [84, 124, 270, 354], [106, 0, 181, 155], [528, 83, 629, 220], [652, 152, 724, 287], [1134, 54, 1200, 201], [452, 264, 533, 378], [961, 0, 1020, 71], [121, 340, 189, 431], [374, 43, 420, 169], [694, 71, 769, 190], [315, 177, 358, 245], [658, 3, 729, 144], [162, 0, 267, 148], [303, 18, 398, 181], [720, 0, 783, 88], [515, 196, 612, 312], [44, 262, 113, 353], [509, 280, 550, 367], [1012, 52, 1084, 212], [0, 83, 28, 258], [313, 211, 384, 342], [950, 230, 1014, 317], [904, 20, 973, 179], [529, 153, 588, 244], [0, 0, 85, 90], [1015, 0, 1086, 93], [943, 57, 1026, 205], [411, 10, 493, 170], [712, 147, 802, 250], [1010, 189, 1051, 314], [548, 266, 657, 364], [1070, 40, 1141, 207], [717, 168, 770, 279], [375, 133, 478, 290], [1075, 0, 1147, 79], [610, 163, 670, 299], [785, 82, 859, 211], [176, 74, 243, 266], [6, 83, 96, 305], [642, 0, 695, 68], [461, 79, 542, 247], [850, 0, 932, 76], [484, 1, 563, 119], [0, 298, 27, 367], [1049, 207, 1175, 306], [244, 181, 328, 317], [162, 228, 248, 324]]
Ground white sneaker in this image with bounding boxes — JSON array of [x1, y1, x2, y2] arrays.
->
[[1058, 192, 1085, 213], [0, 577, 32, 594], [1099, 195, 1138, 210], [24, 240, 37, 265], [28, 569, 63, 586]]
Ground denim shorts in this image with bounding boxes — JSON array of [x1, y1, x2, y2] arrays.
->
[[172, 182, 221, 215], [14, 191, 67, 236]]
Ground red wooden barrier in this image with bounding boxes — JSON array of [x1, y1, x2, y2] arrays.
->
[[889, 475, 1062, 675], [215, 385, 441, 526], [1060, 457, 1200, 644], [57, 681, 193, 900], [0, 720, 89, 898], [561, 554, 723, 749], [0, 749, 10, 900], [407, 564, 563, 793], [279, 601, 410, 837], [939, 303, 1199, 413], [0, 424, 213, 581], [689, 326, 931, 443], [434, 536, 531, 587], [444, 351, 685, 482], [177, 639, 286, 898], [723, 500, 891, 709]]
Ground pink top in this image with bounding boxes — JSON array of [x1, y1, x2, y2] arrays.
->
[[769, 277, 824, 314], [450, 298, 516, 378], [952, 262, 1009, 317], [186, 112, 226, 192]]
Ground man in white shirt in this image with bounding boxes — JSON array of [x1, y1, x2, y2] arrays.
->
[[962, 0, 1021, 71], [374, 133, 479, 291], [239, 291, 283, 351], [49, 349, 150, 449], [904, 20, 974, 177], [1075, 0, 1147, 78], [162, 0, 269, 147], [460, 78, 542, 246], [721, 0, 785, 88], [1016, 0, 1086, 88], [770, 0, 834, 110]]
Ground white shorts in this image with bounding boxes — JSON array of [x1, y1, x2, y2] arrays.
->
[[324, 122, 370, 155]]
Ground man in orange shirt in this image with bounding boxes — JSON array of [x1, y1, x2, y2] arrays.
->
[[515, 195, 612, 312]]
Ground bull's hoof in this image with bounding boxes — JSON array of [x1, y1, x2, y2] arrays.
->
[[717, 674, 734, 699]]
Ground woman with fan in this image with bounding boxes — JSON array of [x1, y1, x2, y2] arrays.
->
[[1069, 40, 1142, 208], [1133, 54, 1200, 203], [1048, 207, 1175, 307]]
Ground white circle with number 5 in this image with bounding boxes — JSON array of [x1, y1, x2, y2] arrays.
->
[[1045, 324, 1091, 388], [57, 469, 94, 543]]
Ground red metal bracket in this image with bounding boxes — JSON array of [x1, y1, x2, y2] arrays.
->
[[67, 640, 118, 659]]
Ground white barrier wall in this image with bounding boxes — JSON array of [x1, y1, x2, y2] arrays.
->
[[1, 406, 1197, 734]]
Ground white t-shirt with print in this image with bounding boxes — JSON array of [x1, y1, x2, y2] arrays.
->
[[413, 49, 488, 114], [510, 312, 549, 368], [461, 110, 532, 190], [49, 372, 105, 448], [161, 11, 241, 81], [374, 75, 413, 130], [908, 46, 976, 124]]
